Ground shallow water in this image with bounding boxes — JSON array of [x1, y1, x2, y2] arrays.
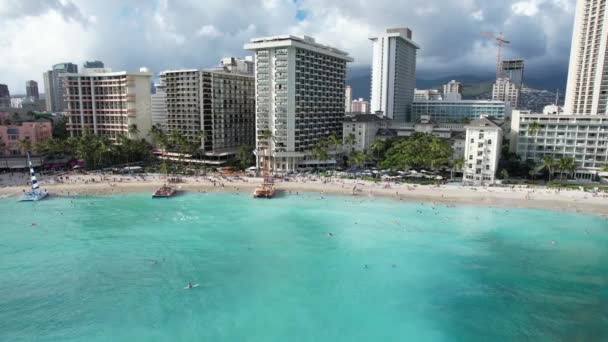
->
[[1, 192, 607, 341]]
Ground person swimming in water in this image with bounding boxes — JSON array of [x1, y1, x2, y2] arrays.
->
[[188, 282, 193, 289]]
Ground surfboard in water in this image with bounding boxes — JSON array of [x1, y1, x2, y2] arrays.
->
[[184, 284, 199, 289]]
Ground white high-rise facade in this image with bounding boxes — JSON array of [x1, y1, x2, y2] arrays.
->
[[370, 28, 419, 122], [245, 35, 353, 171], [345, 86, 352, 113], [151, 77, 167, 131], [565, 0, 608, 115], [492, 78, 519, 109]]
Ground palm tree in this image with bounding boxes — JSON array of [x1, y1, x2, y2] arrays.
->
[[17, 139, 33, 155], [128, 124, 139, 139], [501, 169, 509, 181], [311, 141, 329, 169], [370, 139, 385, 161], [540, 155, 557, 181], [451, 158, 465, 180], [344, 133, 356, 147], [528, 121, 540, 136], [557, 156, 576, 180]]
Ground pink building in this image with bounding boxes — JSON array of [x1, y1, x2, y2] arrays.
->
[[0, 112, 52, 156], [351, 98, 370, 114]]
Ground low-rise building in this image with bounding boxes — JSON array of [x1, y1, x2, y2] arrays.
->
[[414, 89, 442, 101], [510, 110, 608, 181], [343, 114, 383, 152], [411, 100, 511, 123], [463, 118, 503, 185], [0, 112, 52, 156]]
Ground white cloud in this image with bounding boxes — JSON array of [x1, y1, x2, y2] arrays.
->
[[512, 0, 541, 16], [196, 25, 222, 38], [0, 0, 577, 92]]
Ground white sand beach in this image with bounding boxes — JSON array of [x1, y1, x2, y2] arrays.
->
[[0, 172, 606, 215]]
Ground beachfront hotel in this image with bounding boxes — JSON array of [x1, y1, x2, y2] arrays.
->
[[63, 68, 153, 142], [565, 0, 608, 115], [162, 67, 255, 164], [151, 79, 168, 131], [245, 35, 353, 171], [510, 110, 608, 181], [463, 118, 503, 185], [370, 28, 419, 122], [411, 100, 511, 123]]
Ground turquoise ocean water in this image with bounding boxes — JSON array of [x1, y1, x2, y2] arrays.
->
[[0, 192, 607, 341]]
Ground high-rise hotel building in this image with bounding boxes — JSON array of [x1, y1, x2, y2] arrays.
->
[[161, 68, 255, 162], [370, 28, 419, 122], [245, 35, 352, 171], [64, 68, 152, 142], [565, 0, 608, 115]]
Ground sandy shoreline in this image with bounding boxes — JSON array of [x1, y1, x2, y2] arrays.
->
[[1, 173, 607, 216]]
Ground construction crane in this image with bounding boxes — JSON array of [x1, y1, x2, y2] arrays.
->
[[481, 32, 510, 79]]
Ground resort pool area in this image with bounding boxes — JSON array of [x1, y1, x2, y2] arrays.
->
[[0, 192, 607, 341]]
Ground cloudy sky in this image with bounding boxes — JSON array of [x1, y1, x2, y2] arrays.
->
[[0, 0, 575, 94]]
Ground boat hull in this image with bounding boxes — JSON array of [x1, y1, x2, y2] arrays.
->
[[19, 190, 49, 202]]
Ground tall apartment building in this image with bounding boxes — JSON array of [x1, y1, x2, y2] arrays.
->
[[463, 118, 503, 185], [25, 80, 39, 99], [162, 68, 255, 162], [492, 77, 519, 109], [345, 86, 353, 113], [151, 78, 167, 131], [443, 80, 463, 101], [565, 0, 608, 115], [501, 60, 525, 88], [510, 110, 608, 180], [443, 80, 462, 95], [370, 28, 419, 122], [43, 62, 78, 112], [0, 84, 9, 108], [245, 35, 352, 171], [64, 68, 152, 142], [351, 98, 370, 114]]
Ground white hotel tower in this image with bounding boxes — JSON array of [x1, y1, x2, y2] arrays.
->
[[370, 28, 419, 122], [245, 35, 353, 171], [565, 0, 608, 115]]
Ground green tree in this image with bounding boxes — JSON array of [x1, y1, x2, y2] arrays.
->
[[451, 157, 465, 180], [344, 133, 356, 147], [128, 123, 139, 138], [17, 139, 33, 154], [237, 145, 254, 170], [557, 156, 576, 181], [381, 133, 452, 170], [528, 121, 540, 136], [602, 164, 608, 172], [500, 169, 509, 181], [539, 155, 557, 181], [311, 141, 329, 167]]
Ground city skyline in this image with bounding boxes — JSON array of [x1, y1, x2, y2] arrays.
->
[[1, 0, 576, 92]]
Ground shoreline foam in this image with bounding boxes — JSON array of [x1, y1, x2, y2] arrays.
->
[[1, 173, 606, 216]]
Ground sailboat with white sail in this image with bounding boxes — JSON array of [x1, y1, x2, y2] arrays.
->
[[19, 152, 48, 201]]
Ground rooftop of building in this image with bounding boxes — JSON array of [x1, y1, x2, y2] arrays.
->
[[65, 67, 152, 77], [369, 27, 420, 49], [465, 117, 501, 129], [244, 35, 353, 61], [412, 100, 509, 105], [345, 114, 383, 123]]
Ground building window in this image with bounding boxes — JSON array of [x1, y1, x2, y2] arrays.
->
[[476, 169, 481, 174], [486, 165, 490, 170], [487, 139, 492, 145], [477, 151, 483, 156]]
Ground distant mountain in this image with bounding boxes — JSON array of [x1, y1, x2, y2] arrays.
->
[[346, 65, 567, 101]]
